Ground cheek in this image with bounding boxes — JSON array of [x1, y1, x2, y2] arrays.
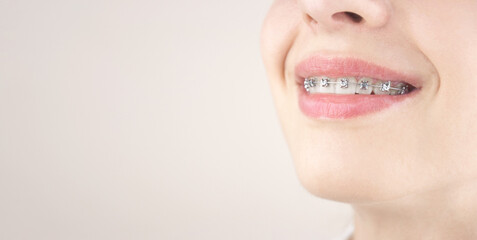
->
[[260, 0, 301, 84], [260, 0, 302, 136], [405, 1, 477, 175]]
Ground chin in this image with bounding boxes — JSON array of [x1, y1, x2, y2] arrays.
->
[[285, 130, 423, 204], [292, 152, 382, 203], [294, 166, 387, 203]]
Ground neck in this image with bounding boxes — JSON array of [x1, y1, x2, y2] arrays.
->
[[350, 179, 477, 240]]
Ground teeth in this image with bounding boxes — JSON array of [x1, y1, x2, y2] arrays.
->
[[335, 77, 357, 94], [390, 82, 407, 95], [318, 76, 336, 94], [304, 77, 318, 93], [373, 80, 391, 95], [356, 77, 374, 95], [304, 76, 411, 96]]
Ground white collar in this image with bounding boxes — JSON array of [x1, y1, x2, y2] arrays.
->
[[330, 223, 354, 240]]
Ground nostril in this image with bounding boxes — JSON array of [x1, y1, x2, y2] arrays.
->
[[344, 12, 363, 23], [332, 11, 364, 24]]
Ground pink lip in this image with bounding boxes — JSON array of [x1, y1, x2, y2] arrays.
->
[[295, 56, 422, 119]]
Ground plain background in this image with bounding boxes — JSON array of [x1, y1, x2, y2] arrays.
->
[[0, 0, 352, 239]]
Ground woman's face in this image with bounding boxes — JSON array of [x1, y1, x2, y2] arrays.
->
[[261, 0, 477, 203]]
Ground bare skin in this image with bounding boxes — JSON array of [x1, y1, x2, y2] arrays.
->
[[260, 0, 477, 239]]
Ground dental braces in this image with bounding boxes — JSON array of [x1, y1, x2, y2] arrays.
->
[[304, 77, 409, 95]]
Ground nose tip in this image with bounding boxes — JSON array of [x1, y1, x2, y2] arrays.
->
[[300, 0, 392, 30]]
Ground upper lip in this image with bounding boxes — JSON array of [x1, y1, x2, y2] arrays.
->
[[294, 55, 423, 88]]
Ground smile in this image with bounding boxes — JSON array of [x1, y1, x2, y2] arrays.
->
[[295, 56, 423, 119], [304, 76, 414, 95]]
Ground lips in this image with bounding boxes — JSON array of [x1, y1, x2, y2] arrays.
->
[[294, 56, 422, 119]]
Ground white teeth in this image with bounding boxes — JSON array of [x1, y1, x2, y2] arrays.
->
[[356, 77, 374, 95], [304, 77, 318, 93], [335, 77, 357, 94], [391, 82, 408, 95], [304, 76, 411, 96], [318, 76, 336, 94], [373, 80, 391, 95]]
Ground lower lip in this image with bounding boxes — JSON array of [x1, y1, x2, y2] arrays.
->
[[298, 87, 418, 119]]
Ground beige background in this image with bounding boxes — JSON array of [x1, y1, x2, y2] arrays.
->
[[0, 0, 352, 239]]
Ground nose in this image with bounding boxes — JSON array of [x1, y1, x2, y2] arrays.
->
[[299, 0, 392, 30]]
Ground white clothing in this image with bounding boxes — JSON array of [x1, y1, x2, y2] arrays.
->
[[330, 223, 354, 240]]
